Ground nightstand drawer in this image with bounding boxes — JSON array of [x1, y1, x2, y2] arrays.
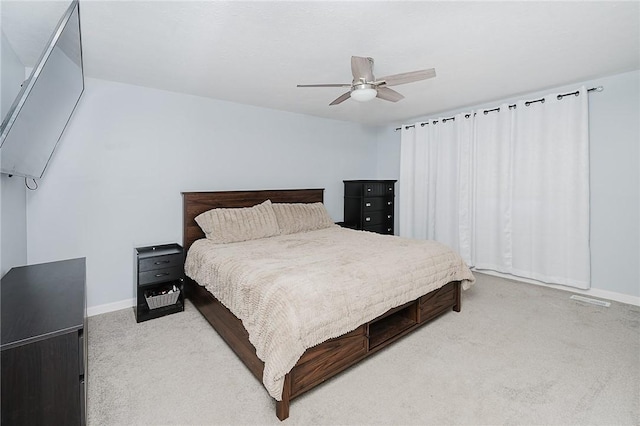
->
[[139, 266, 183, 286], [139, 254, 183, 272]]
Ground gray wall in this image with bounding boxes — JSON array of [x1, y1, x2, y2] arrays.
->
[[377, 70, 640, 300], [7, 65, 639, 307], [588, 71, 639, 300], [26, 77, 380, 308], [1, 31, 28, 277]]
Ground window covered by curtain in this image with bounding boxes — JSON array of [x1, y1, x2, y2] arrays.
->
[[399, 86, 590, 289]]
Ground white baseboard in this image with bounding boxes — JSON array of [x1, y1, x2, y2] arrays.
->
[[87, 298, 135, 317], [86, 271, 639, 316], [475, 269, 640, 306]]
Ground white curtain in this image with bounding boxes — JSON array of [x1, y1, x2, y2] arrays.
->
[[399, 86, 590, 289], [508, 89, 590, 288], [472, 104, 515, 272], [400, 114, 472, 260]]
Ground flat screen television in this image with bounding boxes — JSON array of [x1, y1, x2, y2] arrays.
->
[[0, 0, 84, 179]]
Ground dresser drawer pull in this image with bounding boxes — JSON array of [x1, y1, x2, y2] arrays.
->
[[154, 260, 171, 265], [387, 201, 392, 205], [388, 187, 393, 191], [365, 217, 371, 222], [388, 228, 392, 232], [154, 272, 170, 277], [78, 331, 85, 375], [387, 215, 392, 219], [367, 188, 372, 192], [365, 202, 371, 207]]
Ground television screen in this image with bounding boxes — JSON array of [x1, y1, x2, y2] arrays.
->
[[0, 0, 84, 179]]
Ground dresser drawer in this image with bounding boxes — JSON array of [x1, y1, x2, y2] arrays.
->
[[362, 197, 393, 211], [363, 223, 394, 235], [363, 182, 394, 197], [139, 266, 183, 286], [139, 253, 183, 272], [362, 210, 393, 226], [362, 197, 386, 211]]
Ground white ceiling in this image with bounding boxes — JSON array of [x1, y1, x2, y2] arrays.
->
[[2, 1, 639, 126]]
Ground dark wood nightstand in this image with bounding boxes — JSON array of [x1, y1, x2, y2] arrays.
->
[[134, 243, 184, 322]]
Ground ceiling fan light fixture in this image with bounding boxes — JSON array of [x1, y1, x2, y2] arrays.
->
[[350, 84, 377, 102], [297, 56, 436, 105]]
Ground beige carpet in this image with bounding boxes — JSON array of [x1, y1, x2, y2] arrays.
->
[[88, 273, 640, 425]]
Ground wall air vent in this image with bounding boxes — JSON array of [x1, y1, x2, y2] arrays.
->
[[570, 295, 611, 307]]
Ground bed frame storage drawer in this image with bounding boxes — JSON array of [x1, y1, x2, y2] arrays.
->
[[290, 326, 367, 397], [419, 282, 459, 323], [368, 301, 418, 350]]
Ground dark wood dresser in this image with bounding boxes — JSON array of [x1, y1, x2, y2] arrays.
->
[[344, 180, 397, 235], [1, 258, 87, 426]]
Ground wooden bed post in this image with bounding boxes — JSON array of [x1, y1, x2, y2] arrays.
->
[[276, 374, 291, 420], [453, 281, 462, 312]]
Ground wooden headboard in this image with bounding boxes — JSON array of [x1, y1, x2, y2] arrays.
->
[[182, 189, 325, 253]]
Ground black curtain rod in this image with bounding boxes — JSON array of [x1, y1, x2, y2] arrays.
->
[[395, 86, 603, 131]]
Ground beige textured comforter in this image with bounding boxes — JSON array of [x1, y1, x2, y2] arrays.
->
[[185, 226, 475, 400]]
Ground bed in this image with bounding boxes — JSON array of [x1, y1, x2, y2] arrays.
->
[[182, 188, 474, 420]]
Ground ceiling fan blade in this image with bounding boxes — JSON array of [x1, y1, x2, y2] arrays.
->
[[351, 56, 374, 82], [377, 68, 436, 87], [297, 83, 352, 88], [329, 91, 352, 106], [376, 87, 405, 102]]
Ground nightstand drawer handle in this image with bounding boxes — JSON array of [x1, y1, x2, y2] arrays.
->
[[388, 228, 392, 232], [367, 188, 372, 192], [365, 217, 371, 222], [387, 201, 392, 205], [388, 215, 392, 219], [154, 272, 170, 277], [365, 202, 371, 207], [154, 260, 170, 265]]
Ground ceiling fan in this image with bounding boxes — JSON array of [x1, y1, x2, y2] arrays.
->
[[297, 56, 436, 105]]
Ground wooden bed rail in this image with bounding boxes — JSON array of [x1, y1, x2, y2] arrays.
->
[[186, 277, 461, 421]]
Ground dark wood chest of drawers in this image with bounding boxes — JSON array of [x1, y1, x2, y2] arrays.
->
[[1, 258, 87, 426], [343, 180, 397, 235], [134, 243, 185, 322]]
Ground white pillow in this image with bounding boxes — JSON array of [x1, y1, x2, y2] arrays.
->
[[272, 202, 335, 235], [195, 200, 279, 244]]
